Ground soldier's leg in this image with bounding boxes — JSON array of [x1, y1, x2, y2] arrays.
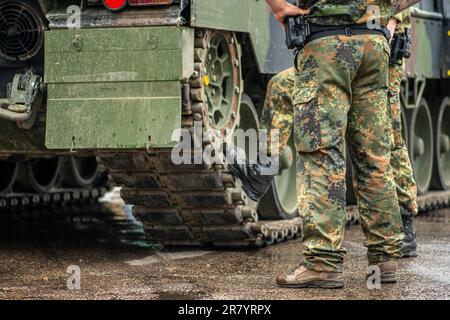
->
[[348, 35, 404, 266], [388, 63, 418, 257], [292, 38, 356, 274], [277, 35, 403, 288], [260, 67, 295, 157], [227, 68, 295, 202]]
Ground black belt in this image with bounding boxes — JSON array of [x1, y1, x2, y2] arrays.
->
[[308, 24, 391, 43], [292, 24, 390, 70]]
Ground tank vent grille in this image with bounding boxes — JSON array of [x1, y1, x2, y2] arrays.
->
[[0, 1, 44, 62]]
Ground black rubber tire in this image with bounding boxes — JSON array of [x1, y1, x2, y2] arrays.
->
[[60, 156, 100, 188], [15, 157, 61, 193], [0, 160, 18, 193], [431, 96, 450, 190], [405, 98, 434, 195]]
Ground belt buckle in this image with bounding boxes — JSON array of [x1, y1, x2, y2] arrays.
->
[[345, 27, 352, 37]]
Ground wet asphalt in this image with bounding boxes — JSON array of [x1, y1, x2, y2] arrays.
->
[[0, 209, 449, 300]]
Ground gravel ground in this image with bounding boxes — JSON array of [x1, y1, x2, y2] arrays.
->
[[0, 209, 450, 300]]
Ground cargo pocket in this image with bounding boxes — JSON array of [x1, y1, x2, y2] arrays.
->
[[293, 86, 321, 153]]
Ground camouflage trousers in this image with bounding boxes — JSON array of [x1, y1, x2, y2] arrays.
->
[[261, 64, 418, 217], [261, 68, 295, 157], [388, 63, 418, 216], [261, 35, 404, 272]]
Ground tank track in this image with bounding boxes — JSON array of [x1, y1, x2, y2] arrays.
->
[[100, 151, 301, 247], [0, 188, 106, 238], [98, 29, 302, 248], [0, 188, 106, 210], [0, 186, 148, 243]]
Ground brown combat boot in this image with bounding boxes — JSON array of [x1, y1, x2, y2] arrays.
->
[[276, 265, 344, 289], [367, 260, 398, 284]]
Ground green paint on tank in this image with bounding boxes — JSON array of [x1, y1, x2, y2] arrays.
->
[[1, 0, 449, 156], [44, 26, 194, 149]]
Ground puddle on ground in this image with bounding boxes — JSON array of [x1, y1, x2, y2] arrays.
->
[[126, 251, 213, 266]]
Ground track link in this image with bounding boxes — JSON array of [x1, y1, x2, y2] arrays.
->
[[101, 151, 302, 247], [0, 188, 110, 239]]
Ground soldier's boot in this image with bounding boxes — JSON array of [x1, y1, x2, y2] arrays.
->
[[367, 260, 398, 283], [276, 266, 344, 289], [226, 146, 277, 202], [401, 211, 418, 258]]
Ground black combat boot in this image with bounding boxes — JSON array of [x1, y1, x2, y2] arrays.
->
[[226, 146, 278, 202], [401, 210, 418, 258]]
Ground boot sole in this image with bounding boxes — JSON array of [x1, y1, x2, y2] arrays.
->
[[380, 272, 397, 284], [401, 253, 418, 258], [277, 280, 344, 289], [366, 272, 397, 283]]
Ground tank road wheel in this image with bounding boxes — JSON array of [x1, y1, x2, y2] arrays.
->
[[431, 97, 450, 190], [60, 156, 100, 188], [259, 131, 298, 220], [16, 157, 61, 193], [0, 160, 18, 193], [406, 98, 434, 195], [195, 29, 241, 134]]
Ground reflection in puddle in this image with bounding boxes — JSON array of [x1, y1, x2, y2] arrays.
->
[[126, 251, 213, 266]]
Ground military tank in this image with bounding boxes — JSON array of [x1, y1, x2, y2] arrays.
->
[[0, 0, 448, 246]]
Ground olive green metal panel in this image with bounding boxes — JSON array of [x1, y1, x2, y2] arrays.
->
[[248, 2, 293, 74], [46, 95, 181, 149], [191, 0, 250, 32], [45, 27, 194, 82], [190, 0, 292, 74], [45, 26, 192, 150], [406, 9, 443, 79]]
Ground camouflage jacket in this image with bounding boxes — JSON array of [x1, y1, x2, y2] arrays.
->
[[298, 1, 394, 27], [394, 9, 411, 33]]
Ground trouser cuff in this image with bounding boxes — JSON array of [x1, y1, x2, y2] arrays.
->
[[367, 253, 398, 265], [302, 258, 344, 273]]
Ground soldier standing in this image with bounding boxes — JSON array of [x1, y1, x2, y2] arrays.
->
[[260, 10, 418, 259], [264, 0, 404, 288], [387, 10, 418, 257]]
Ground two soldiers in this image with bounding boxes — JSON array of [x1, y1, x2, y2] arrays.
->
[[230, 0, 418, 288], [260, 10, 418, 259]]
